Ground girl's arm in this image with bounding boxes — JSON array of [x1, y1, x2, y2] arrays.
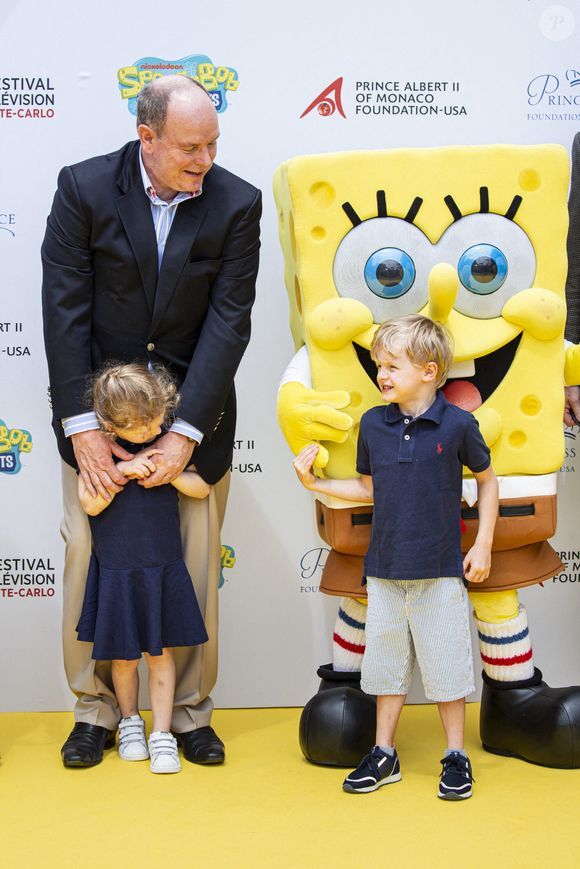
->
[[78, 474, 116, 516], [463, 465, 499, 583], [77, 449, 162, 515], [293, 443, 373, 503], [171, 470, 210, 499]]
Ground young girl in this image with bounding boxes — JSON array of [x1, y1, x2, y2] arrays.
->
[[76, 362, 210, 774]]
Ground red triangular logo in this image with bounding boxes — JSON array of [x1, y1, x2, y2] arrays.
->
[[300, 77, 346, 119]]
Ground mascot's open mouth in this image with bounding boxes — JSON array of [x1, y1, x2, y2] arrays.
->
[[353, 332, 522, 412]]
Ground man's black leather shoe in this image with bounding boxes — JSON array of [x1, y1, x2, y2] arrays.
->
[[174, 726, 225, 765], [61, 723, 117, 768]]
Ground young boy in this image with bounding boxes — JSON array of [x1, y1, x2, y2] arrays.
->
[[293, 314, 498, 800]]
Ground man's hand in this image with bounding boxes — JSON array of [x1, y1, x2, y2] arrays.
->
[[138, 432, 194, 487], [71, 430, 132, 500], [564, 386, 580, 427]]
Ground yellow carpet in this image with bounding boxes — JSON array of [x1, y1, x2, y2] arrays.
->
[[1, 704, 578, 869]]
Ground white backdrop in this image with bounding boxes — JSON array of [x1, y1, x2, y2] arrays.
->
[[1, 0, 580, 711]]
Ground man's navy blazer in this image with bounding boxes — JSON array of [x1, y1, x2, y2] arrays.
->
[[42, 140, 261, 484]]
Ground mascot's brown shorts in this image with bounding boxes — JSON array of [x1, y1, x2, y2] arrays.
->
[[315, 494, 563, 599]]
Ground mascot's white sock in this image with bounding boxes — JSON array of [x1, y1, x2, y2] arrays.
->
[[473, 604, 534, 682], [332, 597, 366, 672]]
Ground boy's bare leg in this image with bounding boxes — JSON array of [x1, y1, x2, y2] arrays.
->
[[144, 649, 176, 733], [376, 694, 406, 746], [437, 697, 465, 749], [111, 659, 140, 718], [343, 693, 405, 792]]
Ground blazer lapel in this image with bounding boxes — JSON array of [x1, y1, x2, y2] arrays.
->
[[151, 196, 208, 332], [115, 147, 158, 312]]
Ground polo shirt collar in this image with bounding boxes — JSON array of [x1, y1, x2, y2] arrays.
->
[[138, 147, 202, 204], [384, 389, 448, 424]]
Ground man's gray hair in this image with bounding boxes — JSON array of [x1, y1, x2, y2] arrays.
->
[[136, 76, 209, 136]]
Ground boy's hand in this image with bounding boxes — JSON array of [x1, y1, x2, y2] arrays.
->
[[293, 443, 320, 489], [463, 542, 491, 584], [118, 448, 163, 479], [564, 386, 580, 427]]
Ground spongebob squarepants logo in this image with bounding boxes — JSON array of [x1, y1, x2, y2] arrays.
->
[[0, 420, 32, 474], [219, 544, 236, 589], [117, 55, 239, 116]]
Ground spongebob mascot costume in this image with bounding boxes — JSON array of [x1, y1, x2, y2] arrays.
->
[[275, 144, 580, 768]]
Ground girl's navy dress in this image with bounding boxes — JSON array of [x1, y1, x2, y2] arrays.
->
[[76, 443, 208, 661]]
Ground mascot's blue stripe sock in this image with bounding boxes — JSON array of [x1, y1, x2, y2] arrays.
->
[[333, 597, 367, 672], [473, 605, 534, 682]]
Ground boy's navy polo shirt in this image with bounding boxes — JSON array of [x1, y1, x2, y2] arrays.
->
[[356, 390, 490, 581]]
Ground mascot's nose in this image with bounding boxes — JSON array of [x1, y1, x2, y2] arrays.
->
[[427, 263, 459, 324]]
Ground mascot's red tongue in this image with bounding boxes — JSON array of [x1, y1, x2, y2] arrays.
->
[[442, 380, 482, 412]]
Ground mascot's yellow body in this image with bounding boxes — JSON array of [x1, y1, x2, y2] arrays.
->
[[275, 144, 580, 768]]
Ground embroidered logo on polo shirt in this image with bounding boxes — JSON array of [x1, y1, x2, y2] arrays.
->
[[437, 442, 443, 454]]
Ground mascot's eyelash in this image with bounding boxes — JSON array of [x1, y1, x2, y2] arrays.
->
[[342, 192, 424, 227], [444, 187, 523, 222], [342, 187, 523, 228]]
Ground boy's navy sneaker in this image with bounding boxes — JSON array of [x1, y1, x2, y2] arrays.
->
[[438, 751, 473, 800], [343, 746, 402, 793]]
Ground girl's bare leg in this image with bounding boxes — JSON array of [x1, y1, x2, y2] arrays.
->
[[111, 659, 140, 718], [144, 649, 175, 733]]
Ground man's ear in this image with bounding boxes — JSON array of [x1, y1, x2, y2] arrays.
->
[[137, 123, 155, 150]]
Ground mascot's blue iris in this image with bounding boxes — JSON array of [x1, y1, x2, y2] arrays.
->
[[458, 244, 508, 295], [364, 248, 415, 298]]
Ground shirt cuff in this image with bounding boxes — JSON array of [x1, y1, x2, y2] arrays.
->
[[170, 418, 204, 444], [62, 412, 100, 437]]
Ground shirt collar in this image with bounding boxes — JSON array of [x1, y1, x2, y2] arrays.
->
[[384, 389, 448, 425], [138, 148, 202, 204]]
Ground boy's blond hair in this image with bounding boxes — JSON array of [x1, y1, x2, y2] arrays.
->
[[90, 362, 180, 435], [371, 314, 454, 389]]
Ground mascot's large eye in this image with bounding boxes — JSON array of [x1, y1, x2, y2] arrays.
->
[[333, 217, 431, 322], [437, 214, 536, 319], [364, 248, 415, 298], [458, 244, 508, 295]]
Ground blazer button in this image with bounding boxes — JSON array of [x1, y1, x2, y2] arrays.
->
[[147, 342, 155, 352]]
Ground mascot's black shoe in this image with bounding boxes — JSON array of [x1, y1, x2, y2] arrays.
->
[[299, 664, 376, 767], [174, 726, 225, 765], [480, 668, 580, 768], [315, 663, 363, 692], [61, 723, 116, 768]]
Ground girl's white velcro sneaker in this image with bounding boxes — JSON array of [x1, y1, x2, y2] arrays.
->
[[148, 731, 181, 773]]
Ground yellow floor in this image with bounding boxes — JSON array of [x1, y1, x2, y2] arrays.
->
[[1, 704, 579, 869]]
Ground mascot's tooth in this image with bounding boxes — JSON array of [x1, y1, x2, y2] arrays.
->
[[448, 359, 475, 378]]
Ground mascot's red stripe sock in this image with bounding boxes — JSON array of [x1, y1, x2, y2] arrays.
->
[[474, 604, 534, 681], [332, 598, 366, 672]]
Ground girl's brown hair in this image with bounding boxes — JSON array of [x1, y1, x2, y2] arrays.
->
[[90, 362, 179, 435]]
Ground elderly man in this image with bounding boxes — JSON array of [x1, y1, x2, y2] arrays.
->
[[42, 75, 261, 767]]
